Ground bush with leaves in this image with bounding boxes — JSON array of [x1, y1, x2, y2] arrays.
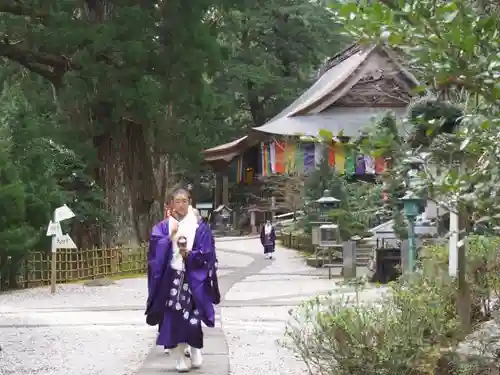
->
[[284, 236, 500, 375], [284, 275, 463, 375], [421, 235, 500, 322]]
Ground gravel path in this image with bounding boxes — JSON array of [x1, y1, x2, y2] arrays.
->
[[216, 240, 311, 375], [0, 278, 155, 375], [217, 239, 385, 375]]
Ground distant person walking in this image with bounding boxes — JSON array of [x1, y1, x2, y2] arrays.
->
[[260, 220, 276, 259]]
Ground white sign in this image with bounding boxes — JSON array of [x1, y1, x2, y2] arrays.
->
[[54, 204, 75, 223], [46, 221, 63, 237], [55, 234, 77, 249]]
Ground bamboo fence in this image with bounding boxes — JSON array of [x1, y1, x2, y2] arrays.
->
[[4, 245, 147, 290], [278, 232, 314, 251]]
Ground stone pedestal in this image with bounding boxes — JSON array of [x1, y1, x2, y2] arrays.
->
[[342, 241, 357, 279], [250, 211, 257, 234]]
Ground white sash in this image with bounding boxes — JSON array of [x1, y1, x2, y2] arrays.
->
[[169, 206, 198, 271]]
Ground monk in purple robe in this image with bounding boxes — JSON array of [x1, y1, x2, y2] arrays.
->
[[260, 220, 276, 259], [146, 188, 220, 372]]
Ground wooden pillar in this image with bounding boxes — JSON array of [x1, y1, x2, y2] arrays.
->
[[222, 173, 229, 206], [250, 211, 257, 234], [457, 205, 471, 333], [213, 173, 219, 208]]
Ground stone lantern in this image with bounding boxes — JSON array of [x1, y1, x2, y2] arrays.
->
[[315, 189, 341, 221], [401, 156, 425, 273]]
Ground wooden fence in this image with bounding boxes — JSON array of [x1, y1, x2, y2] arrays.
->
[[0, 245, 147, 291], [278, 232, 314, 252]]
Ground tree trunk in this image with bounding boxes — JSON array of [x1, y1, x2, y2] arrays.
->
[[123, 121, 162, 243], [94, 131, 135, 246]]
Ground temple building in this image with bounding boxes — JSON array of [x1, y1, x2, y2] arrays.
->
[[203, 44, 420, 224]]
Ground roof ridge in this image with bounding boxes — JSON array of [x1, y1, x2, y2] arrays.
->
[[319, 42, 362, 75]]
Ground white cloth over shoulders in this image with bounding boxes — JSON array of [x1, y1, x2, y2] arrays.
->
[[169, 206, 199, 271], [264, 223, 273, 235]]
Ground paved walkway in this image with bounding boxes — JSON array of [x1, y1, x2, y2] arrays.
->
[[138, 237, 386, 375], [0, 237, 385, 375]]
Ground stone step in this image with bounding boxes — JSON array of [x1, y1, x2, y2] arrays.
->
[[358, 244, 374, 249], [356, 252, 372, 257], [307, 257, 370, 268], [358, 248, 374, 253], [357, 247, 373, 253]]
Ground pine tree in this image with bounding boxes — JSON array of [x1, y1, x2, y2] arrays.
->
[[0, 132, 36, 288]]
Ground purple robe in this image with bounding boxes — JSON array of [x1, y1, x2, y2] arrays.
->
[[260, 226, 276, 254], [145, 220, 219, 349]]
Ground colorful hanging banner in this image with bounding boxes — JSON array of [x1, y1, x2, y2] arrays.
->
[[268, 143, 273, 176], [295, 143, 304, 174], [266, 143, 272, 176], [284, 143, 296, 174], [253, 138, 391, 177], [269, 142, 276, 174], [375, 157, 386, 173], [328, 141, 335, 167], [260, 142, 269, 176], [334, 143, 346, 174], [364, 156, 375, 174], [314, 143, 325, 166], [345, 148, 356, 176], [355, 155, 365, 175], [230, 156, 244, 183], [275, 141, 285, 173], [303, 143, 315, 172]]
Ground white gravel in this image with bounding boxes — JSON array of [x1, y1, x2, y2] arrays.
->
[[222, 306, 306, 375], [0, 278, 156, 375], [0, 278, 147, 311]]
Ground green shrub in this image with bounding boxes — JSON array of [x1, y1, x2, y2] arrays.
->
[[421, 235, 500, 322], [285, 275, 463, 375], [284, 235, 500, 375]]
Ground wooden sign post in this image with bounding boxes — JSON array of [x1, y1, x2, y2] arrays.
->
[[46, 205, 76, 294]]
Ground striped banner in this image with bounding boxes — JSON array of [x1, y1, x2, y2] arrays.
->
[[263, 143, 270, 176], [295, 143, 304, 174], [345, 148, 356, 176], [270, 142, 276, 174], [334, 143, 345, 174], [375, 157, 386, 173], [314, 143, 325, 166], [284, 143, 296, 174], [275, 141, 285, 173], [253, 139, 388, 177], [355, 155, 365, 175], [303, 143, 315, 172], [328, 141, 335, 167]]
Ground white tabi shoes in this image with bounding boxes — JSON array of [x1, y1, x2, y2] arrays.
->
[[174, 345, 203, 372], [175, 344, 190, 372], [164, 346, 191, 357], [190, 347, 203, 369]]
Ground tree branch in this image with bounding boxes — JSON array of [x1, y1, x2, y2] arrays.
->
[[0, 41, 74, 70], [0, 2, 48, 19], [0, 39, 82, 87]]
